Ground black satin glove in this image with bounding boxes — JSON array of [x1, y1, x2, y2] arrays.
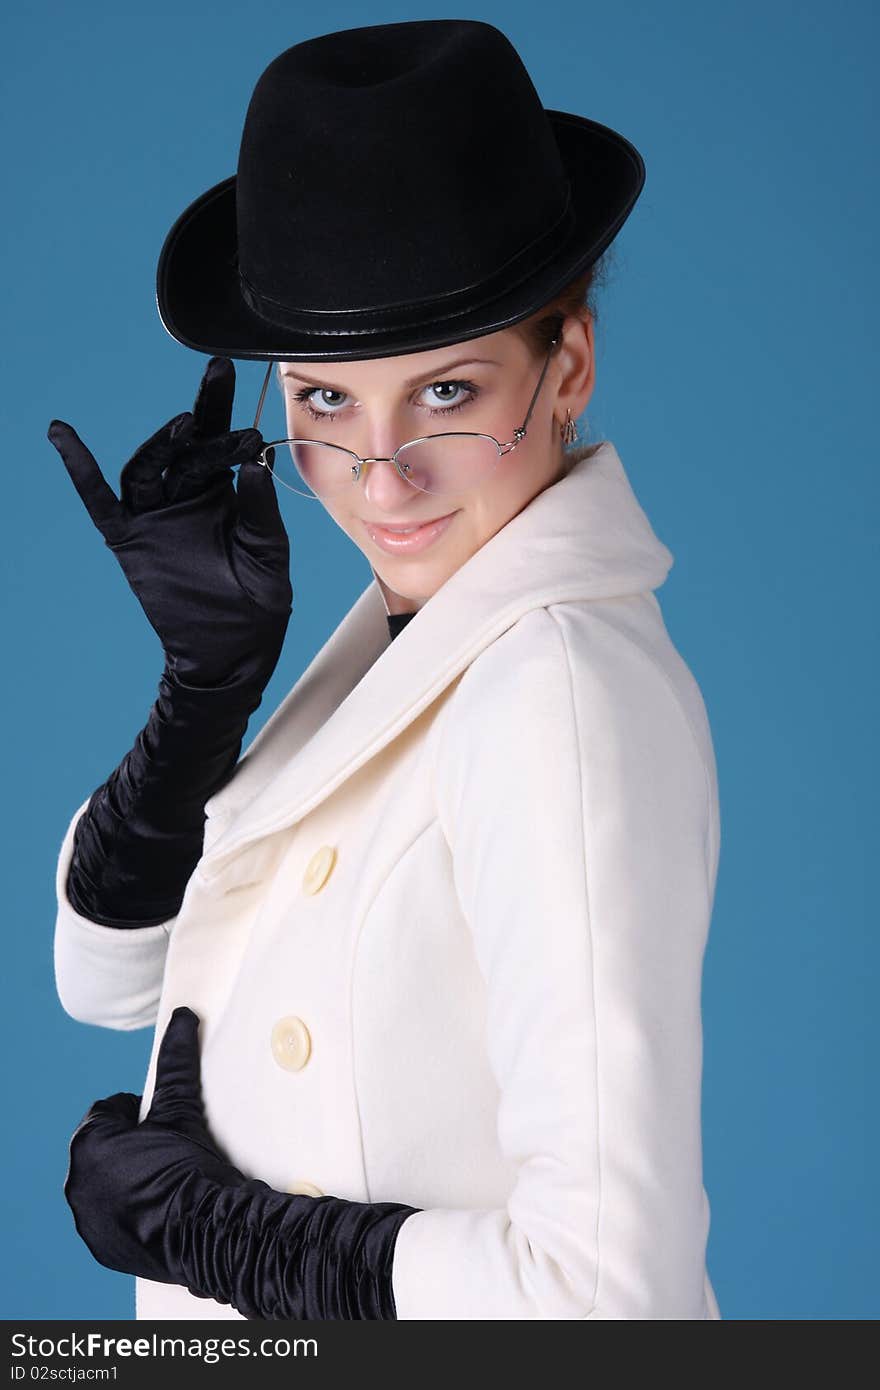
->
[[64, 1007, 419, 1319], [62, 670, 270, 927], [48, 358, 293, 926], [47, 356, 292, 690]]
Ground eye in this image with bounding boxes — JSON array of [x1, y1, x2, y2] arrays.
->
[[289, 379, 480, 425], [291, 386, 347, 421], [422, 381, 473, 411]]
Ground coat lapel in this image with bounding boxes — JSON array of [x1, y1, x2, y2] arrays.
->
[[196, 441, 674, 896]]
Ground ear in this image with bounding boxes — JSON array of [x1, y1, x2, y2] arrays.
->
[[553, 313, 595, 428]]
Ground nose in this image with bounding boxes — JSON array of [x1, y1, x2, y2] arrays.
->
[[357, 455, 418, 512]]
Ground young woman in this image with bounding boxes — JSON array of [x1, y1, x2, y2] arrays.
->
[[49, 19, 722, 1320]]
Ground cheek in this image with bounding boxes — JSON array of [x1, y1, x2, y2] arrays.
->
[[457, 475, 518, 537], [455, 446, 554, 542], [502, 441, 555, 506]]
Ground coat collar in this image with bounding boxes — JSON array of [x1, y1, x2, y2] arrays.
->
[[197, 440, 674, 895]]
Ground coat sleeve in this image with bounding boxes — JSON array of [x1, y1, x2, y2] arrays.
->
[[53, 797, 175, 1030], [389, 604, 718, 1320]]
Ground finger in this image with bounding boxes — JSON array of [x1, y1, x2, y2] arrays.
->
[[161, 429, 262, 506], [165, 428, 263, 483], [71, 1091, 142, 1141], [192, 356, 235, 438], [118, 412, 195, 513], [233, 455, 289, 546], [147, 1006, 208, 1130], [47, 420, 123, 538]]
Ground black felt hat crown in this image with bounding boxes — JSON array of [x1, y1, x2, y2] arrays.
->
[[156, 18, 646, 362]]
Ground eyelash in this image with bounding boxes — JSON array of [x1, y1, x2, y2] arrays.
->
[[290, 379, 480, 425]]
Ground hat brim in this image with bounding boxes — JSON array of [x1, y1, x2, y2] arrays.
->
[[155, 110, 645, 363]]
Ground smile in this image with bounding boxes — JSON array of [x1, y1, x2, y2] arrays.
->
[[364, 511, 458, 555]]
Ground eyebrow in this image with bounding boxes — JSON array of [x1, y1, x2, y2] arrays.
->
[[278, 357, 502, 392]]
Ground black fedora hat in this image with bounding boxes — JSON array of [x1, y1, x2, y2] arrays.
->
[[156, 18, 646, 363]]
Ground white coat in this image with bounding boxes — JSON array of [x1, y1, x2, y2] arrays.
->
[[54, 439, 722, 1320]]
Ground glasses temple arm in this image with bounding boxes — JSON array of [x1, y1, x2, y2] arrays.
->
[[515, 334, 560, 437], [253, 360, 276, 431]]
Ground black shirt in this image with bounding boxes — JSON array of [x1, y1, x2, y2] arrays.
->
[[386, 610, 417, 641]]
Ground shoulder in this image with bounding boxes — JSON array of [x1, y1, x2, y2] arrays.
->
[[445, 595, 698, 730], [434, 596, 715, 804]]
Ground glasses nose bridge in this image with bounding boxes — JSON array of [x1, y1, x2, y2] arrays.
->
[[353, 453, 414, 488]]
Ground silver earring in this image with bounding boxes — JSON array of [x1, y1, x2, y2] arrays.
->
[[560, 409, 579, 445]]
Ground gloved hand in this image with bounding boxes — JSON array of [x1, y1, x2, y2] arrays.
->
[[48, 358, 294, 926], [64, 1007, 418, 1318], [47, 355, 292, 690]]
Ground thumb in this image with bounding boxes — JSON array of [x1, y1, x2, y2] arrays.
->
[[70, 1091, 142, 1145], [146, 1006, 208, 1133], [65, 1093, 142, 1210], [234, 453, 289, 546], [47, 420, 123, 540]]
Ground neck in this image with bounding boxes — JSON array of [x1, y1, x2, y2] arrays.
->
[[374, 571, 421, 616]]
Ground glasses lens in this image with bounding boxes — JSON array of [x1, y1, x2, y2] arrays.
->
[[395, 434, 501, 495], [263, 435, 502, 499], [294, 440, 356, 498]]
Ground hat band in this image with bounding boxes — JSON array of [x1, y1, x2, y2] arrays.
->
[[237, 179, 577, 337]]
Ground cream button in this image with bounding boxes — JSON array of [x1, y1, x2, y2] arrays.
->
[[302, 845, 337, 895], [270, 1016, 312, 1072], [286, 1179, 324, 1198]]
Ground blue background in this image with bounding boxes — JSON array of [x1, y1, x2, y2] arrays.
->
[[3, 0, 876, 1320]]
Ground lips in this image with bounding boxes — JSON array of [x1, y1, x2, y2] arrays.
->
[[364, 510, 458, 555], [364, 518, 446, 530]]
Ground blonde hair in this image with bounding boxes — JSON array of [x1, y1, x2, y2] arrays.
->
[[510, 248, 615, 471]]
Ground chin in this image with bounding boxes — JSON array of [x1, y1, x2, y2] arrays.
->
[[376, 562, 445, 603]]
